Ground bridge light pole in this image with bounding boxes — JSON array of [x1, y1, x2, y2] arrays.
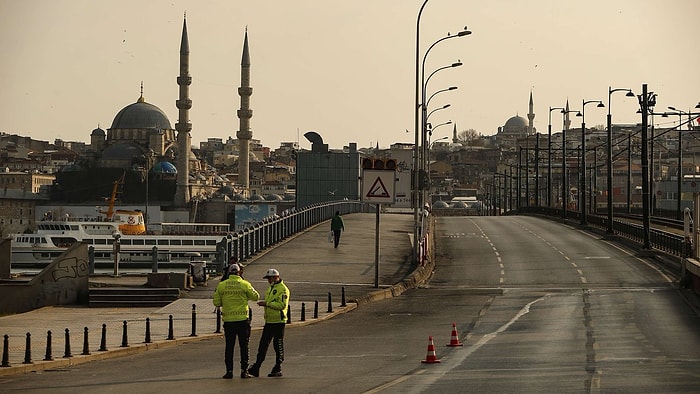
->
[[606, 88, 634, 233]]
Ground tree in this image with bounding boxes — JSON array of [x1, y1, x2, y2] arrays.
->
[[457, 129, 482, 145]]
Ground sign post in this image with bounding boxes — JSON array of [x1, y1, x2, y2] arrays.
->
[[361, 161, 397, 288]]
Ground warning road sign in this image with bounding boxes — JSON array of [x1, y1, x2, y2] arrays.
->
[[361, 170, 396, 204]]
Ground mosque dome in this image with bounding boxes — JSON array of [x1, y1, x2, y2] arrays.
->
[[110, 95, 172, 130], [432, 200, 449, 209], [264, 194, 283, 201], [504, 115, 527, 129], [218, 185, 234, 196], [151, 161, 177, 174], [101, 142, 142, 160], [91, 127, 105, 137]]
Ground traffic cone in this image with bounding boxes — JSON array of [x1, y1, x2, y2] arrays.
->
[[421, 336, 441, 363], [446, 322, 463, 347]]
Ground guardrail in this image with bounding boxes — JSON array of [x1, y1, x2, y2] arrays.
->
[[518, 206, 689, 258], [222, 200, 365, 272]]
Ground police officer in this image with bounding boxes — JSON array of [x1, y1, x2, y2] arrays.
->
[[213, 263, 259, 379], [248, 268, 290, 378]]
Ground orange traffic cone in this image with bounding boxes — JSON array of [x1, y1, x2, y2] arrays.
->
[[446, 322, 463, 347], [421, 336, 441, 363]]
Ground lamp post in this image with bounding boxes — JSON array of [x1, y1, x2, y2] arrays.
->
[[577, 99, 605, 225], [420, 30, 470, 209], [606, 87, 634, 233], [637, 84, 656, 249], [561, 108, 581, 219], [547, 107, 564, 208], [413, 0, 429, 264], [428, 134, 449, 197], [426, 86, 458, 109], [413, 20, 471, 264], [421, 63, 461, 207]]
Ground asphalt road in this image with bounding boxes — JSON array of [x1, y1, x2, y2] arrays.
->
[[2, 216, 699, 393]]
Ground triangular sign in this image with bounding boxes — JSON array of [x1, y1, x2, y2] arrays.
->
[[366, 176, 390, 198]]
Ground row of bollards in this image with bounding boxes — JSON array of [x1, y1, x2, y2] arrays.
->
[[2, 287, 350, 368], [1, 313, 180, 367]]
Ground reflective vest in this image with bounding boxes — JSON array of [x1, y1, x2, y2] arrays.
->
[[213, 275, 259, 322], [263, 280, 290, 324]]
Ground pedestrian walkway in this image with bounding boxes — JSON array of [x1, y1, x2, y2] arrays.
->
[[0, 212, 431, 376]]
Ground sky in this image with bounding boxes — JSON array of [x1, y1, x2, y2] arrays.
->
[[1, 0, 699, 152]]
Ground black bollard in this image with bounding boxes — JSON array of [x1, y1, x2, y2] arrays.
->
[[314, 300, 319, 319], [2, 335, 10, 367], [144, 317, 152, 343], [23, 333, 32, 364], [99, 324, 108, 351], [341, 286, 346, 307], [190, 304, 197, 337], [167, 315, 174, 340], [82, 327, 91, 355], [301, 302, 306, 322], [327, 292, 333, 313], [64, 328, 72, 358], [44, 330, 53, 361], [215, 308, 221, 333], [121, 321, 129, 347], [287, 305, 291, 324]]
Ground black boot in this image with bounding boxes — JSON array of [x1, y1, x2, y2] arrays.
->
[[268, 365, 282, 377], [222, 370, 233, 379], [247, 364, 260, 377]]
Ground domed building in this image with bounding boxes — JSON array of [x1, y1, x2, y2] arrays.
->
[[53, 18, 207, 205], [495, 92, 536, 150]]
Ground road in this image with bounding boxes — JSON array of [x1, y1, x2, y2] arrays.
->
[[2, 216, 699, 393]]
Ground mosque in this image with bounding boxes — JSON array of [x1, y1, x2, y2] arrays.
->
[[52, 16, 253, 209]]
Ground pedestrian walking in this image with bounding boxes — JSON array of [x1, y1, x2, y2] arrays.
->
[[213, 263, 260, 379], [330, 210, 345, 248], [248, 268, 290, 378]]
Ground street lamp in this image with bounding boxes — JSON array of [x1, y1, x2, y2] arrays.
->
[[547, 106, 564, 208], [561, 107, 581, 219], [577, 99, 605, 225], [420, 29, 470, 208], [426, 85, 458, 109], [606, 87, 634, 233], [412, 2, 470, 261]]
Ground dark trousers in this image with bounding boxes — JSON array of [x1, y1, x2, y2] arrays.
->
[[252, 322, 285, 371], [333, 229, 341, 248], [223, 320, 251, 372]]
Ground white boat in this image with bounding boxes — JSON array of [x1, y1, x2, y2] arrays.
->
[[11, 215, 230, 268], [11, 175, 230, 269]]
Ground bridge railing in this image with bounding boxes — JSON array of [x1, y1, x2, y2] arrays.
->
[[518, 206, 688, 258]]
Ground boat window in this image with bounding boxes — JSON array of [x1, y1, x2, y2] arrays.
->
[[194, 240, 205, 246], [145, 239, 156, 246], [132, 239, 145, 245], [120, 239, 132, 245], [158, 239, 168, 245], [182, 240, 193, 245], [205, 240, 217, 246], [170, 240, 182, 245]]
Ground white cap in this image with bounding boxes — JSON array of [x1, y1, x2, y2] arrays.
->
[[228, 263, 240, 274], [263, 268, 280, 278]]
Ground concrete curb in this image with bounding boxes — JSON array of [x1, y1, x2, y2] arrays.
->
[[0, 302, 357, 377]]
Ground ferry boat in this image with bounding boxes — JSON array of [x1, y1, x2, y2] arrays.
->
[[10, 175, 230, 269]]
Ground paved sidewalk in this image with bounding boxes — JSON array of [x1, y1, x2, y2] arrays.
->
[[0, 212, 431, 376]]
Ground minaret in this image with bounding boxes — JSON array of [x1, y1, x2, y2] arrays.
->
[[174, 14, 192, 207], [527, 91, 535, 135], [564, 99, 572, 131], [237, 29, 253, 195], [452, 123, 458, 143]]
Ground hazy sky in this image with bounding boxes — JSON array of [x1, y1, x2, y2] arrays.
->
[[1, 0, 698, 151]]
